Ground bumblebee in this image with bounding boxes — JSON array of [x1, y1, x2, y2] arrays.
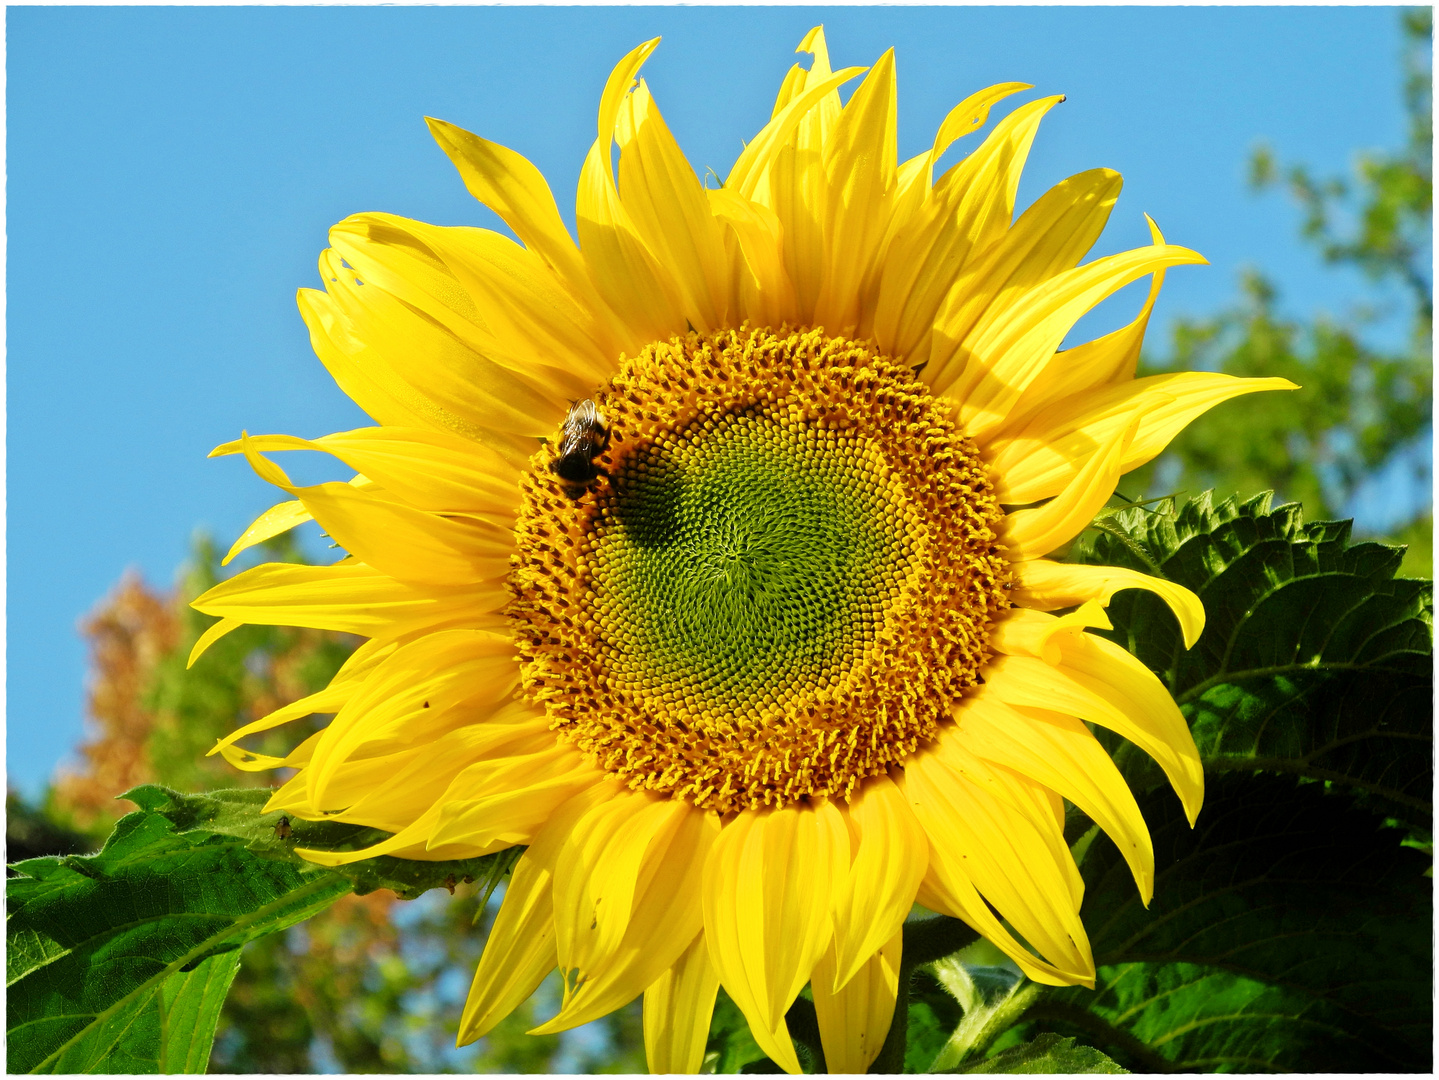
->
[[550, 399, 610, 484]]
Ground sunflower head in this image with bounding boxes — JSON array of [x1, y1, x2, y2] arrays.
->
[[511, 326, 1010, 813], [196, 24, 1294, 1076]]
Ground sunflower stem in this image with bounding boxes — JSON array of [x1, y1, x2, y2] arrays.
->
[[870, 918, 981, 1073], [785, 996, 827, 1073]]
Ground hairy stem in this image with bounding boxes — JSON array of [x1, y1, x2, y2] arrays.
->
[[869, 917, 981, 1073], [785, 996, 827, 1073]]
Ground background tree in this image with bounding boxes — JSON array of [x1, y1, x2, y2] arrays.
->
[[1128, 8, 1432, 578]]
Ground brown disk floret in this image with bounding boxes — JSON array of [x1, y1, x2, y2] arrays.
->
[[508, 326, 1010, 813]]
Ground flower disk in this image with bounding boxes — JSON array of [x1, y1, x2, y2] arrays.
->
[[510, 327, 1010, 812]]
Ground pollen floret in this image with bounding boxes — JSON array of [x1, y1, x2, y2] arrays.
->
[[509, 326, 1010, 812]]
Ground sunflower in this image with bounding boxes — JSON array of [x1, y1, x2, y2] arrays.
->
[[195, 28, 1293, 1074]]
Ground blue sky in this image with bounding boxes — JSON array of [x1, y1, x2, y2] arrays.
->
[[7, 6, 1424, 797]]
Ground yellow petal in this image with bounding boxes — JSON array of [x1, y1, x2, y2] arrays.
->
[[297, 287, 445, 432], [953, 694, 1155, 902], [210, 637, 394, 753], [576, 136, 688, 348], [736, 34, 864, 321], [926, 731, 1084, 912], [921, 167, 1124, 391], [222, 499, 312, 566], [426, 748, 602, 854], [290, 485, 508, 586], [707, 188, 797, 327], [643, 933, 722, 1075], [574, 40, 691, 347], [901, 773, 1087, 987], [534, 806, 719, 1034], [869, 78, 1032, 253], [729, 65, 865, 202], [214, 426, 523, 519], [1000, 416, 1138, 559], [943, 244, 1207, 440], [304, 629, 518, 808], [294, 799, 449, 864], [208, 666, 356, 752], [1011, 558, 1205, 649], [311, 754, 605, 865], [810, 931, 900, 1074], [425, 117, 595, 307], [920, 83, 1033, 189], [700, 813, 797, 1073], [335, 709, 554, 832], [762, 139, 826, 320], [238, 435, 511, 586], [319, 248, 567, 438], [874, 96, 1064, 368], [186, 616, 243, 668], [771, 26, 838, 117], [216, 729, 322, 773], [616, 80, 730, 331], [702, 801, 849, 1073], [989, 372, 1299, 504], [984, 649, 1204, 825], [812, 49, 897, 335], [192, 560, 507, 640], [899, 747, 1094, 986], [551, 794, 690, 982], [988, 603, 1113, 666], [331, 213, 616, 390], [994, 214, 1171, 427], [830, 774, 927, 991], [457, 783, 617, 1045]]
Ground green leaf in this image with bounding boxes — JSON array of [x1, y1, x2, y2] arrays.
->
[[43, 951, 244, 1074], [1023, 774, 1432, 1072], [1076, 491, 1433, 818], [954, 1033, 1127, 1074], [7, 806, 352, 1073], [121, 784, 519, 901], [157, 950, 244, 1072], [8, 784, 521, 1074]]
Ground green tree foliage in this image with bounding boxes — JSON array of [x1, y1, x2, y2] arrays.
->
[[1132, 9, 1432, 577]]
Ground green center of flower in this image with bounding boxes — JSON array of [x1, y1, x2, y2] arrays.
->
[[590, 410, 914, 719], [509, 326, 1010, 813]]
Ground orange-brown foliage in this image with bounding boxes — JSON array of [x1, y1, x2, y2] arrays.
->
[[51, 571, 179, 830]]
